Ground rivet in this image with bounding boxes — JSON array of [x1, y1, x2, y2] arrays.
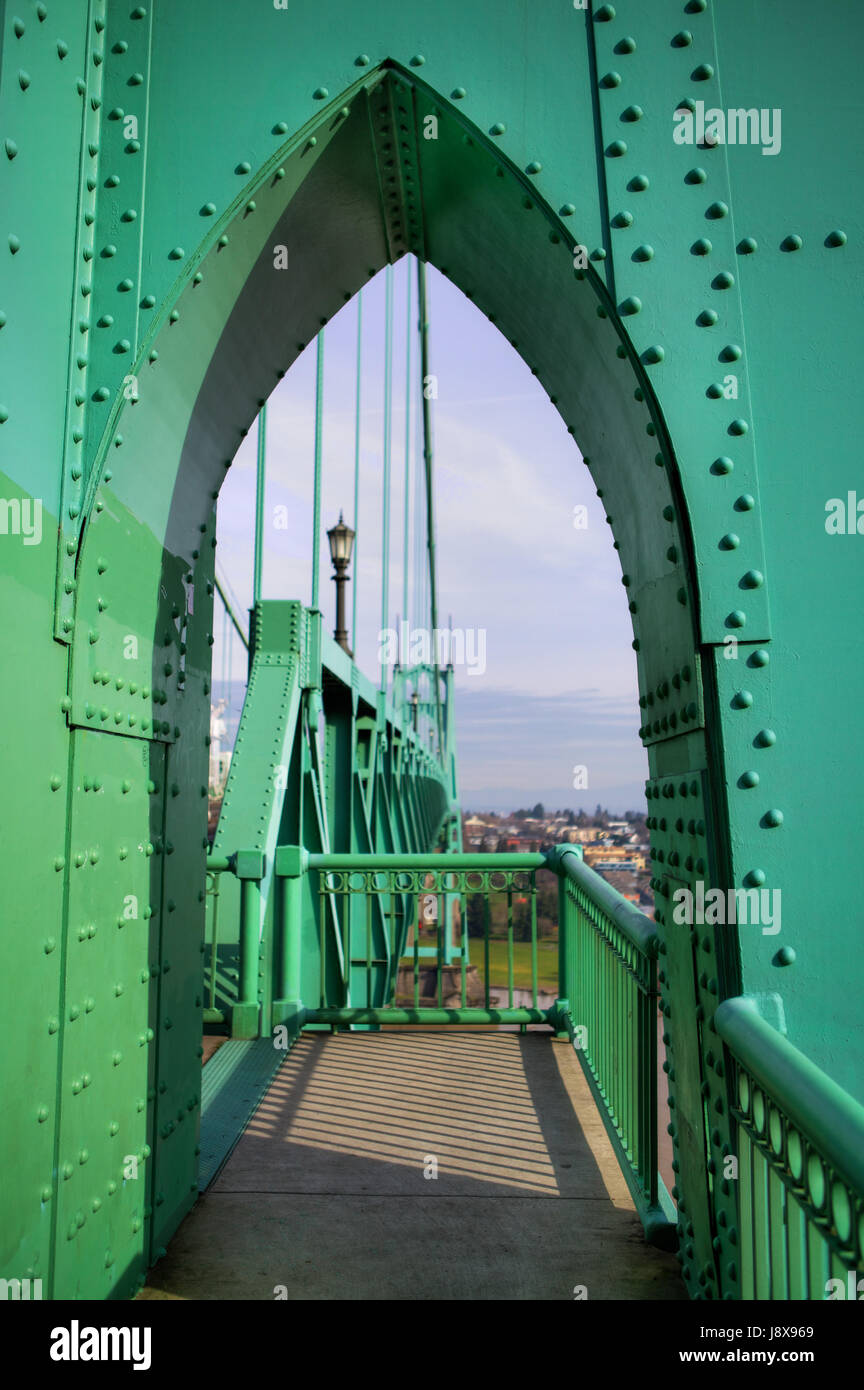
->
[[691, 63, 714, 81], [762, 809, 784, 828], [825, 229, 847, 248], [744, 869, 766, 887], [728, 418, 748, 435], [614, 36, 636, 55], [737, 236, 758, 254], [706, 201, 729, 219], [780, 234, 802, 252], [606, 140, 627, 158]]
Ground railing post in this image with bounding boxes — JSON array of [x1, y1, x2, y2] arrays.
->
[[548, 844, 579, 1040], [273, 846, 308, 1038], [233, 849, 266, 1039]]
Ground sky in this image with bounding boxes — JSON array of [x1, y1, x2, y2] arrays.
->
[[213, 258, 649, 814]]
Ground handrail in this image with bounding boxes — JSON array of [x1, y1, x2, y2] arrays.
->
[[548, 844, 659, 958], [307, 851, 546, 872], [715, 996, 864, 1196]]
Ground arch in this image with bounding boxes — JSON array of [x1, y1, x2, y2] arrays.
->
[[69, 57, 723, 1292], [2, 0, 861, 1302]]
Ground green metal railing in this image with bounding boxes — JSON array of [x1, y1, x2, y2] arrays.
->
[[716, 997, 864, 1299], [550, 844, 670, 1240], [304, 852, 552, 1027], [203, 843, 671, 1242]]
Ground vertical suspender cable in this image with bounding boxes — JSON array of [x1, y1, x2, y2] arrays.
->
[[253, 403, 267, 606], [352, 289, 363, 654], [417, 259, 444, 754], [402, 259, 413, 625], [414, 379, 424, 638], [311, 329, 325, 611], [380, 265, 394, 692]]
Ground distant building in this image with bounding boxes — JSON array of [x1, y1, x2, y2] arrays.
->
[[584, 845, 647, 871]]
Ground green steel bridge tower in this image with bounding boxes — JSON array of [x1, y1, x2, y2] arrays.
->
[[1, 0, 863, 1303]]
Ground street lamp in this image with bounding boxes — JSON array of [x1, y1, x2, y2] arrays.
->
[[327, 512, 355, 657]]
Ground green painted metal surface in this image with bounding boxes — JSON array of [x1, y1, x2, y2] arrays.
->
[[1, 0, 862, 1300], [197, 1039, 286, 1192]]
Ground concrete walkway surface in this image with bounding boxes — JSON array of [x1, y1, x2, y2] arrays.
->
[[140, 1030, 686, 1301]]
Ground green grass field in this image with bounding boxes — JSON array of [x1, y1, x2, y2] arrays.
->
[[479, 938, 558, 993], [401, 937, 558, 994]]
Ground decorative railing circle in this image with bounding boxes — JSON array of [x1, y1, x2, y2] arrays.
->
[[831, 1181, 852, 1247], [807, 1152, 826, 1211]]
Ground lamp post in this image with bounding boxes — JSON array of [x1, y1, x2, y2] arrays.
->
[[327, 512, 355, 657]]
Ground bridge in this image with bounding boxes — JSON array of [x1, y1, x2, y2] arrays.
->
[[2, 0, 863, 1309]]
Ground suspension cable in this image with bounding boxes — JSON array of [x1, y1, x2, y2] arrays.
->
[[352, 289, 363, 654], [311, 329, 325, 611], [380, 265, 394, 692], [402, 258, 412, 624], [253, 403, 266, 606], [417, 260, 443, 752], [214, 574, 249, 651]]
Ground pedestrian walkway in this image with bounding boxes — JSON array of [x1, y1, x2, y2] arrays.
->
[[140, 1031, 685, 1301]]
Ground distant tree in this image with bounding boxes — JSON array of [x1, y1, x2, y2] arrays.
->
[[513, 898, 533, 942], [532, 802, 545, 818], [567, 810, 576, 826], [466, 894, 485, 939]]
